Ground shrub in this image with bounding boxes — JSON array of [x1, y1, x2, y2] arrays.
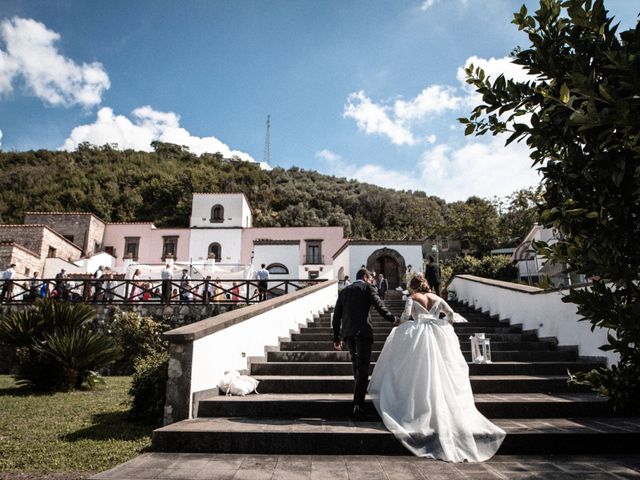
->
[[0, 300, 119, 390], [128, 351, 169, 424], [442, 254, 518, 288], [106, 310, 167, 375]]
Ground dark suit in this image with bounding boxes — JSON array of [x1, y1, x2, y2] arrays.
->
[[426, 263, 441, 296], [332, 280, 396, 406]]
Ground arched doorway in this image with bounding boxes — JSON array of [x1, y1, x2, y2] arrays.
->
[[366, 248, 406, 289]]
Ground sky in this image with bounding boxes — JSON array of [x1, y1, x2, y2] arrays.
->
[[0, 0, 638, 202]]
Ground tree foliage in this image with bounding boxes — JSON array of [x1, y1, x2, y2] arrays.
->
[[0, 145, 533, 247], [461, 0, 640, 412]]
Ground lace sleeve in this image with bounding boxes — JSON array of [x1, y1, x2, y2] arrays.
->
[[400, 298, 414, 323], [437, 297, 467, 323]]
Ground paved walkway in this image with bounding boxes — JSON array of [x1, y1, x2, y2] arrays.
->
[[92, 453, 640, 479]]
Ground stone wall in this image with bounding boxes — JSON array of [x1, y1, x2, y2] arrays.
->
[[39, 228, 83, 262], [0, 225, 45, 255], [24, 213, 105, 255], [0, 302, 226, 327], [0, 241, 44, 276]]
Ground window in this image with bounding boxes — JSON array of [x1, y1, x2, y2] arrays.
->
[[162, 236, 178, 260], [305, 240, 323, 264], [104, 246, 115, 257], [267, 263, 289, 274], [208, 242, 221, 261], [124, 237, 140, 260], [440, 238, 449, 251], [210, 204, 224, 223], [47, 246, 57, 258]]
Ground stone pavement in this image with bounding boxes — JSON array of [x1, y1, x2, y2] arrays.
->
[[92, 453, 640, 479]]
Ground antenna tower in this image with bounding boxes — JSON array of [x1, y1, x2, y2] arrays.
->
[[263, 115, 271, 166]]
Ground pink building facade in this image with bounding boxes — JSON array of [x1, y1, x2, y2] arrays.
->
[[101, 223, 190, 267]]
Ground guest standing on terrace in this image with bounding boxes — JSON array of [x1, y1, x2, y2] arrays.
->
[[255, 264, 269, 301], [161, 264, 173, 304]]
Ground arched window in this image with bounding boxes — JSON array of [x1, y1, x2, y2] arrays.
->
[[267, 263, 289, 274], [210, 204, 224, 223], [208, 243, 221, 261]]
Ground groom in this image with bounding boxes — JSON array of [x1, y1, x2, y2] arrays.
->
[[332, 268, 397, 420]]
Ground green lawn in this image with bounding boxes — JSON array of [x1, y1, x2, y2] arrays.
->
[[0, 375, 153, 476]]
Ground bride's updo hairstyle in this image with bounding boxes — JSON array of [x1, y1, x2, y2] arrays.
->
[[408, 273, 431, 294]]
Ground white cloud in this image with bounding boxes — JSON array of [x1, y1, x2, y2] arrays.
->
[[419, 0, 469, 11], [418, 137, 541, 200], [419, 0, 437, 10], [0, 17, 110, 107], [344, 91, 416, 146], [318, 136, 540, 201], [60, 105, 264, 167], [344, 55, 532, 147], [315, 149, 343, 168], [343, 87, 461, 146], [0, 129, 3, 149], [394, 85, 462, 121]]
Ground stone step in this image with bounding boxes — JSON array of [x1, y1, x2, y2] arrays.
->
[[151, 417, 640, 455], [290, 328, 523, 341], [307, 320, 508, 329], [251, 375, 589, 394], [302, 324, 517, 333], [197, 393, 613, 419], [268, 343, 557, 361], [250, 360, 596, 376], [267, 340, 557, 362], [280, 333, 540, 351]]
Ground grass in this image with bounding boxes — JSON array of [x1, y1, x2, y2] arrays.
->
[[0, 375, 153, 476]]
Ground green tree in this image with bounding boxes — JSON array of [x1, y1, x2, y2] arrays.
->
[[461, 0, 640, 412], [444, 197, 501, 254], [497, 186, 544, 246]]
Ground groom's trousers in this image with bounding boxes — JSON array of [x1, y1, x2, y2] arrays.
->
[[345, 335, 373, 406]]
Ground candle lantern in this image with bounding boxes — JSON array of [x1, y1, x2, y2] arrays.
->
[[469, 333, 492, 364]]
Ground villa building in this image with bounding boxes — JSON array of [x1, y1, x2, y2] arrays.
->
[[0, 193, 425, 284]]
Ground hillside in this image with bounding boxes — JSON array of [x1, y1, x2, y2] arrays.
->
[[0, 143, 538, 250]]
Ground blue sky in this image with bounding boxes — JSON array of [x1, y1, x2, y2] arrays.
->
[[0, 0, 637, 201]]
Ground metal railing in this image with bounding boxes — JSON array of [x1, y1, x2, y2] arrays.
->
[[0, 278, 327, 305]]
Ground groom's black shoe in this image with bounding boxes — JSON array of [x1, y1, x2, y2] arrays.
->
[[351, 405, 369, 421]]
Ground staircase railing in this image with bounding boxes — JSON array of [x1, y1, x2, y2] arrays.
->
[[161, 279, 338, 425], [0, 278, 325, 305], [449, 274, 617, 366]]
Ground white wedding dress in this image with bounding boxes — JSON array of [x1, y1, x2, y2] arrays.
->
[[368, 296, 506, 462]]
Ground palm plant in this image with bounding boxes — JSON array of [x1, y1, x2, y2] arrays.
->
[[0, 300, 120, 390]]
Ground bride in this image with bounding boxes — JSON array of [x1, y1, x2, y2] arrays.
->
[[368, 274, 505, 462]]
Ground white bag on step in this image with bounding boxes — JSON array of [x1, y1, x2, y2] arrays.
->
[[219, 370, 260, 396]]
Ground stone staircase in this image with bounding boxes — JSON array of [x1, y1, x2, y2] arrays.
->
[[152, 293, 640, 455]]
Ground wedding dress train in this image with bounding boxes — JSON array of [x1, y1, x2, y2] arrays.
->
[[368, 297, 506, 462]]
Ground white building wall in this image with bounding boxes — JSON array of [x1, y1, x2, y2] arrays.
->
[[189, 229, 243, 264], [190, 193, 252, 228], [252, 244, 300, 279], [332, 246, 350, 283]]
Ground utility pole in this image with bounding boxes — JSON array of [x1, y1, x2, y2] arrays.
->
[[263, 115, 271, 167]]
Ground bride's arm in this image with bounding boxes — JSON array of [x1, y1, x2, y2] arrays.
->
[[437, 296, 467, 323], [399, 298, 414, 323]]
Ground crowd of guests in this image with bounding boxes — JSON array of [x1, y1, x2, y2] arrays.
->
[[0, 263, 250, 306]]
